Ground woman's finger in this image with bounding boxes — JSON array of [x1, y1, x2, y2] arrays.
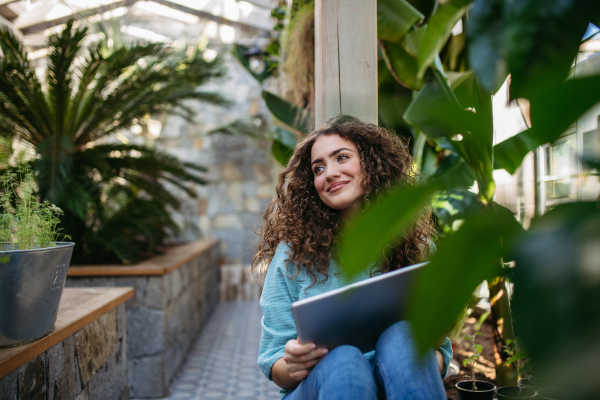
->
[[284, 346, 328, 363], [285, 340, 316, 356], [286, 357, 323, 372]]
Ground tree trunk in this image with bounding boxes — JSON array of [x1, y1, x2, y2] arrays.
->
[[487, 273, 518, 386]]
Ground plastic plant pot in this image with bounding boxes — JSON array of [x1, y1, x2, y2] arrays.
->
[[455, 381, 496, 400], [518, 377, 543, 390], [495, 386, 537, 399]]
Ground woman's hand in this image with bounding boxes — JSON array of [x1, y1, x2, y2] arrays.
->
[[284, 339, 329, 381], [271, 339, 328, 389]]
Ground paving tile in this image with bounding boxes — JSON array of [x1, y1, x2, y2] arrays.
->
[[164, 302, 280, 400]]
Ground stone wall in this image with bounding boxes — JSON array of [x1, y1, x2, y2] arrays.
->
[[154, 57, 277, 264], [0, 306, 128, 400], [66, 243, 219, 399]]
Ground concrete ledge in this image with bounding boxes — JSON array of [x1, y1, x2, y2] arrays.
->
[[0, 288, 132, 400]]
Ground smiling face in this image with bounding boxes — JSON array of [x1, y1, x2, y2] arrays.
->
[[310, 133, 365, 213]]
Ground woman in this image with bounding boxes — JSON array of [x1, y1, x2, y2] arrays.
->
[[253, 116, 452, 399]]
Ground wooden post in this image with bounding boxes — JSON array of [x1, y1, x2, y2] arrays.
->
[[315, 0, 378, 127]]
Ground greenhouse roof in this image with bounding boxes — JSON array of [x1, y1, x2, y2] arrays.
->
[[0, 0, 274, 51]]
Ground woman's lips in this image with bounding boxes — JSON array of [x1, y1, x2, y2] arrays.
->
[[327, 180, 350, 192]]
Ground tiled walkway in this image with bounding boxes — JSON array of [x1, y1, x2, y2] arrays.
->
[[165, 301, 281, 400]]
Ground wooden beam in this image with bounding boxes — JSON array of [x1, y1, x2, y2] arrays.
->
[[315, 0, 377, 127]]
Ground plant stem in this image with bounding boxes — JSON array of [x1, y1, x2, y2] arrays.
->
[[488, 270, 518, 387]]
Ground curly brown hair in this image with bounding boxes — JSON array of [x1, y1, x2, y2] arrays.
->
[[251, 115, 433, 287]]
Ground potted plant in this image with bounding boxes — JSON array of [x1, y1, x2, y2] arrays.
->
[[455, 311, 496, 400], [494, 339, 536, 398], [0, 166, 73, 347]]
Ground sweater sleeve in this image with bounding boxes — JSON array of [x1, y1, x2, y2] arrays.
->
[[438, 336, 453, 378], [257, 243, 298, 381]]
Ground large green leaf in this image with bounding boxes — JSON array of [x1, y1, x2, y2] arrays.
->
[[493, 128, 537, 174], [529, 74, 600, 145], [377, 0, 423, 43], [467, 0, 509, 93], [340, 184, 437, 277], [427, 156, 475, 190], [433, 188, 480, 227], [405, 71, 494, 201], [403, 72, 462, 138], [262, 90, 311, 134], [416, 0, 473, 78], [378, 62, 414, 132], [512, 202, 600, 397], [408, 205, 522, 354], [271, 126, 297, 166], [379, 40, 424, 90], [506, 0, 600, 98], [493, 75, 600, 175]]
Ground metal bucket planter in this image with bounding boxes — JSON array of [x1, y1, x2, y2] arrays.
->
[[0, 242, 75, 348]]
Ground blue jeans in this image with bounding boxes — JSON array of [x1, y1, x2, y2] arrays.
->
[[283, 321, 446, 400]]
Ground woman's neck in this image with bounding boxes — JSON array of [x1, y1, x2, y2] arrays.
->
[[339, 200, 362, 222]]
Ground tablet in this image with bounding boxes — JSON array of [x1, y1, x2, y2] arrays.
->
[[291, 262, 427, 353]]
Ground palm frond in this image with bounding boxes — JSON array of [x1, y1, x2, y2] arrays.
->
[[208, 115, 267, 139]]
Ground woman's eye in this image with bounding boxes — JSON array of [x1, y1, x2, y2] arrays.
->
[[338, 154, 349, 162], [313, 166, 324, 174]]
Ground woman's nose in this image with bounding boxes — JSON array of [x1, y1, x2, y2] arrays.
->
[[325, 166, 340, 181]]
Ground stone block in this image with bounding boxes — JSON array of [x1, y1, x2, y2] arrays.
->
[[257, 183, 273, 199], [75, 386, 89, 400], [127, 308, 164, 358], [244, 197, 261, 213], [241, 181, 257, 198], [129, 355, 166, 398], [253, 163, 272, 183], [239, 213, 262, 229], [145, 277, 164, 309], [214, 214, 243, 229], [74, 309, 118, 387], [114, 277, 147, 310], [222, 163, 242, 181], [116, 303, 128, 340], [18, 354, 46, 400], [88, 339, 128, 400], [47, 336, 76, 400], [0, 369, 17, 400], [164, 343, 183, 384]]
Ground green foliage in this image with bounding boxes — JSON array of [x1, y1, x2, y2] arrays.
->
[[0, 21, 226, 264], [0, 165, 68, 251], [262, 90, 312, 135], [377, 0, 423, 43], [271, 127, 298, 166], [416, 0, 474, 78], [406, 207, 522, 354], [339, 184, 437, 276], [462, 310, 490, 388], [511, 202, 600, 398], [503, 338, 529, 379], [467, 0, 508, 92]]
